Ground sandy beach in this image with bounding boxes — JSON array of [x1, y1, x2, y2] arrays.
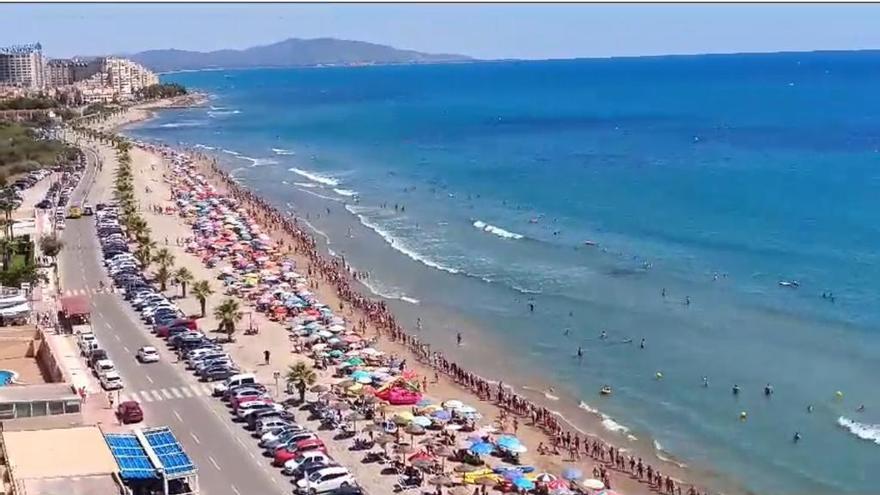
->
[[79, 101, 720, 495]]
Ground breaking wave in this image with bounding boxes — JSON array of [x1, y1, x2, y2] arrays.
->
[[272, 148, 296, 155], [333, 188, 358, 197], [472, 220, 524, 240], [289, 167, 339, 187], [838, 416, 880, 445]]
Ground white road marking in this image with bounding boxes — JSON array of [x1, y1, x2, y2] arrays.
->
[[181, 387, 193, 398], [150, 390, 163, 401], [208, 456, 221, 471], [270, 478, 277, 485], [161, 388, 172, 399], [145, 375, 154, 384], [171, 388, 183, 399], [211, 408, 221, 418], [249, 452, 256, 459], [201, 384, 214, 395], [122, 346, 130, 353], [190, 384, 203, 396], [231, 485, 241, 495], [114, 334, 121, 341], [190, 432, 201, 444], [174, 410, 183, 422], [140, 391, 153, 403]]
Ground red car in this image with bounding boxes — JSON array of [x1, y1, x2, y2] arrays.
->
[[116, 401, 143, 424], [273, 438, 325, 466], [155, 319, 198, 338], [230, 390, 270, 410]]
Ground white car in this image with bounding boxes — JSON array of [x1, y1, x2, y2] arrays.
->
[[136, 346, 160, 363], [94, 359, 115, 377], [100, 371, 124, 390], [283, 450, 332, 475], [295, 466, 355, 494], [260, 424, 306, 446]]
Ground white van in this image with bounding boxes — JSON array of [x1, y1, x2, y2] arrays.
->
[[213, 372, 256, 396], [94, 359, 116, 378], [100, 371, 124, 390]]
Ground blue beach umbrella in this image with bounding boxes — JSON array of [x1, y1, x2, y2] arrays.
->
[[496, 435, 522, 450], [468, 442, 494, 456], [417, 398, 435, 407], [561, 468, 582, 481], [513, 477, 535, 490], [411, 416, 432, 427], [431, 410, 452, 421]]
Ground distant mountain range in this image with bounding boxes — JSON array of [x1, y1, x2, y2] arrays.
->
[[126, 37, 472, 73]]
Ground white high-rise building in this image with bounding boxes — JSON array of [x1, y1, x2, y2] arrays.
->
[[0, 43, 45, 89]]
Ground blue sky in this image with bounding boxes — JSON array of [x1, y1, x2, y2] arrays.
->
[[2, 3, 880, 60]]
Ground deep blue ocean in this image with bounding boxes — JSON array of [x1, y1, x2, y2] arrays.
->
[[128, 52, 880, 494]]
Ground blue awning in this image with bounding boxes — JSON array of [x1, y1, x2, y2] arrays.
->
[[144, 427, 196, 477], [105, 433, 157, 480], [105, 427, 196, 481]]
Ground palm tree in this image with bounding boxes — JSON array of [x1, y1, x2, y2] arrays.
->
[[213, 298, 242, 342], [174, 267, 194, 298], [154, 264, 172, 291], [191, 280, 214, 317], [153, 248, 175, 270], [285, 362, 317, 387], [134, 243, 154, 269], [38, 235, 64, 257]]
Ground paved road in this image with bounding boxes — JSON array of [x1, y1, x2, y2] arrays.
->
[[58, 140, 288, 495]]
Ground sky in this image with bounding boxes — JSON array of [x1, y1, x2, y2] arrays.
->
[[2, 3, 880, 60]]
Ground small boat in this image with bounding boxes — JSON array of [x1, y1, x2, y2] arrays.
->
[[583, 240, 598, 247], [600, 385, 613, 396], [779, 280, 799, 288]]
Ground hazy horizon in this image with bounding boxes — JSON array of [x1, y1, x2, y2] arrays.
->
[[2, 3, 880, 60]]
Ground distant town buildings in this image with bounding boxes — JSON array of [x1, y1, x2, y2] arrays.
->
[[0, 43, 46, 89], [1, 42, 159, 103]]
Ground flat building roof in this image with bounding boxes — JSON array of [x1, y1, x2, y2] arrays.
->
[[2, 425, 118, 479]]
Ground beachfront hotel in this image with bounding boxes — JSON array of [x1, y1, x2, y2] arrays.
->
[[0, 43, 46, 89], [74, 57, 159, 103]]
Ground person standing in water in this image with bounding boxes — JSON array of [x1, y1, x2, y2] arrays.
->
[[732, 384, 741, 395], [600, 330, 608, 340], [456, 332, 462, 346], [640, 338, 646, 349], [577, 346, 583, 359]]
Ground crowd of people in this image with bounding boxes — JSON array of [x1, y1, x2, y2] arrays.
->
[[177, 150, 712, 495]]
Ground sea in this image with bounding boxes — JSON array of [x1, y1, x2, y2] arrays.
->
[[126, 52, 880, 494]]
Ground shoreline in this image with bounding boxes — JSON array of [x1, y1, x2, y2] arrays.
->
[[103, 100, 742, 495]]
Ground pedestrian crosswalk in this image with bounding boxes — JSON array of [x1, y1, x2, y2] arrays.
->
[[62, 287, 123, 296], [120, 383, 216, 403]]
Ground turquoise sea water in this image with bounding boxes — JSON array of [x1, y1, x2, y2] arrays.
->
[[129, 52, 880, 494]]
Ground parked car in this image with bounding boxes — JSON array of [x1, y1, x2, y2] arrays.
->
[[282, 450, 332, 476], [100, 371, 124, 390], [93, 359, 116, 378], [273, 438, 325, 467], [293, 466, 355, 494], [116, 400, 143, 424], [214, 372, 257, 396], [136, 346, 160, 363]]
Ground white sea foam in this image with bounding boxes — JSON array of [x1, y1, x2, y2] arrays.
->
[[838, 416, 880, 445], [297, 188, 344, 203], [221, 149, 241, 156], [289, 167, 339, 186], [193, 144, 215, 151], [159, 121, 204, 128], [293, 182, 318, 189], [240, 156, 279, 167], [333, 188, 358, 197], [472, 220, 524, 240], [400, 296, 420, 304], [272, 148, 296, 155], [207, 109, 241, 117], [578, 401, 637, 440], [654, 440, 688, 467], [346, 205, 460, 275], [358, 277, 421, 305], [299, 218, 331, 244]]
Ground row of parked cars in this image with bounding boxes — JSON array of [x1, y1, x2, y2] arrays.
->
[[96, 207, 241, 383], [208, 375, 362, 494], [76, 328, 124, 391]]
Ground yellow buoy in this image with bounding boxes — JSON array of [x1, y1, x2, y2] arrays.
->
[[739, 411, 748, 421], [835, 391, 844, 400]]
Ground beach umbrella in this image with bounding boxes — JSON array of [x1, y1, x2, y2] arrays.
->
[[534, 473, 557, 483], [429, 476, 455, 487], [362, 423, 383, 433], [443, 399, 463, 410], [310, 384, 330, 393], [375, 434, 396, 445], [394, 444, 415, 455], [431, 410, 452, 421], [468, 442, 494, 456], [496, 435, 522, 450], [513, 477, 536, 491], [444, 424, 462, 432], [435, 446, 455, 458], [561, 468, 583, 481], [329, 349, 344, 358], [454, 464, 479, 473], [329, 401, 350, 412], [346, 357, 365, 366], [393, 411, 415, 424], [417, 398, 435, 407], [411, 416, 432, 427], [405, 424, 426, 436], [506, 444, 528, 453], [412, 458, 434, 471], [458, 405, 478, 415], [582, 479, 605, 490], [474, 477, 498, 487], [501, 470, 524, 481]]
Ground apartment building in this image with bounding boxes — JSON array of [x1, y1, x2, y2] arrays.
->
[[0, 43, 46, 89]]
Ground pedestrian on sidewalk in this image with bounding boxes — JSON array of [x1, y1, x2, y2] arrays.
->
[[264, 349, 270, 365]]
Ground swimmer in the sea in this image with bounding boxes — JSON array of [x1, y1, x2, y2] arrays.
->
[[600, 330, 608, 340], [732, 384, 740, 395], [563, 328, 570, 336], [640, 338, 646, 349], [577, 346, 583, 359], [702, 376, 709, 388]]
